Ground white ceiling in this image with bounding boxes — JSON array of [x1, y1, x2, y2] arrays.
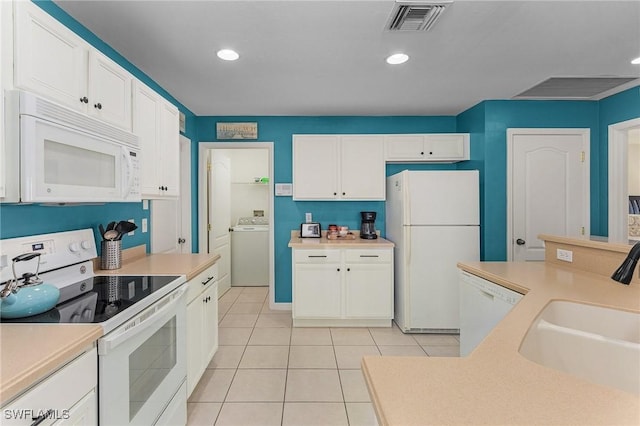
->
[[53, 0, 640, 116]]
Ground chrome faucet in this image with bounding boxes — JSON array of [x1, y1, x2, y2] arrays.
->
[[611, 241, 640, 285]]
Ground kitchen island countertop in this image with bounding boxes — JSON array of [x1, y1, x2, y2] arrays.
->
[[362, 260, 640, 425]]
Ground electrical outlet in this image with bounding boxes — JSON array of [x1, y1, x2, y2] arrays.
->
[[556, 248, 573, 262], [305, 212, 312, 223], [142, 200, 149, 210], [128, 219, 135, 236], [141, 218, 148, 233]]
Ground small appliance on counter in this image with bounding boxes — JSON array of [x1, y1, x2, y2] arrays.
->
[[360, 211, 378, 239]]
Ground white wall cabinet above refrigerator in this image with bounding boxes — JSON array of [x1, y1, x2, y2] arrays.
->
[[133, 80, 180, 198], [385, 133, 469, 162], [292, 134, 385, 200], [13, 1, 133, 131]]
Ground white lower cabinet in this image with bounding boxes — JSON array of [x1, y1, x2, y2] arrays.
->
[[1, 347, 97, 426], [186, 263, 219, 397], [292, 248, 393, 326]]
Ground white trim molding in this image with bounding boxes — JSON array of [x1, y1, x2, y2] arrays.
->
[[608, 117, 640, 242]]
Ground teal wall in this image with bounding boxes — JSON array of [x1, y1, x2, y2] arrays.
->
[[1, 1, 639, 303], [196, 116, 457, 303]]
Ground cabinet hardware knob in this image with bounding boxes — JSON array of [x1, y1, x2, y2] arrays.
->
[[178, 238, 186, 244], [342, 192, 346, 196], [420, 151, 424, 155], [347, 268, 350, 271], [337, 268, 340, 271], [94, 102, 102, 109], [429, 151, 433, 155], [80, 96, 88, 103], [516, 238, 526, 245], [333, 192, 337, 196]]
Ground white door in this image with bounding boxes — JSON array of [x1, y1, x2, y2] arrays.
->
[[150, 136, 192, 254], [178, 136, 192, 253], [508, 129, 590, 261], [151, 199, 179, 253], [209, 151, 232, 294]]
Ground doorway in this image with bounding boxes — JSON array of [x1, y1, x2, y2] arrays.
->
[[608, 118, 640, 242], [507, 128, 590, 261], [198, 142, 274, 300]]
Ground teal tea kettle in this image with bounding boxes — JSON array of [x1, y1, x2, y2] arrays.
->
[[0, 253, 60, 319]]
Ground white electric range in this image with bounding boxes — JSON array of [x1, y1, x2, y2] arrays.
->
[[0, 229, 188, 426]]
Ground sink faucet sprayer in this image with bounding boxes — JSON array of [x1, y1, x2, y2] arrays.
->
[[611, 241, 640, 285]]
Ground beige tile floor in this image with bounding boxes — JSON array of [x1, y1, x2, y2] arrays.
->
[[187, 286, 460, 426]]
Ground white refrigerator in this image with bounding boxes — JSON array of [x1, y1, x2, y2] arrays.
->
[[386, 170, 480, 332]]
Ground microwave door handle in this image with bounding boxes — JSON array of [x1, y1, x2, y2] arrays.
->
[[122, 146, 134, 197], [98, 285, 187, 355]]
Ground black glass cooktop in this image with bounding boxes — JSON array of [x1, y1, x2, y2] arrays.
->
[[1, 275, 181, 324]]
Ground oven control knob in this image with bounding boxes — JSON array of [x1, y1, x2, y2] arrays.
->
[[69, 242, 80, 252], [81, 308, 93, 320], [81, 240, 92, 250], [70, 313, 80, 322]]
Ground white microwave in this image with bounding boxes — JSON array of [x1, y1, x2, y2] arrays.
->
[[3, 91, 140, 203]]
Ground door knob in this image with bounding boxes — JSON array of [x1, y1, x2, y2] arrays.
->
[[516, 238, 526, 245]]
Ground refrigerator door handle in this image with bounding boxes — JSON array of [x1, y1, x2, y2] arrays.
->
[[406, 228, 411, 266]]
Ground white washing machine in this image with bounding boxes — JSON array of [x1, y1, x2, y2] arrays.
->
[[231, 216, 269, 286]]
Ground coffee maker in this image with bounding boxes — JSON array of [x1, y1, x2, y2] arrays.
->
[[360, 211, 378, 239]]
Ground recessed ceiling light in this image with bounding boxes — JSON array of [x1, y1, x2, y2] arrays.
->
[[217, 49, 239, 61], [386, 53, 409, 65], [632, 56, 640, 65]]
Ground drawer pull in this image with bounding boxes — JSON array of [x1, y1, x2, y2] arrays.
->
[[360, 255, 379, 258], [202, 276, 214, 285], [308, 255, 327, 258]]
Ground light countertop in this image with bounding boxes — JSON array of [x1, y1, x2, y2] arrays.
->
[[1, 252, 220, 406], [288, 231, 395, 248], [362, 261, 640, 425], [0, 324, 102, 405], [95, 252, 220, 281]]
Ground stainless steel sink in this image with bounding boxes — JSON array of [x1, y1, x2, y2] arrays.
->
[[519, 300, 640, 394]]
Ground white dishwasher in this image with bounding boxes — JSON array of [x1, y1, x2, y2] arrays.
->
[[459, 270, 523, 356]]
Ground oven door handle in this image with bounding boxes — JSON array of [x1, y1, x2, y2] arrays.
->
[[98, 285, 187, 355]]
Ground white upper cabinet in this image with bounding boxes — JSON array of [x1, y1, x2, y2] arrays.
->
[[13, 1, 132, 131], [340, 135, 386, 199], [133, 80, 179, 198], [385, 133, 470, 162], [87, 50, 132, 129], [293, 134, 385, 201]]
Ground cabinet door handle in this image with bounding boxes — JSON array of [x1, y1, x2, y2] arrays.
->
[[31, 410, 53, 426], [202, 276, 214, 285], [308, 255, 327, 258], [359, 255, 379, 258]]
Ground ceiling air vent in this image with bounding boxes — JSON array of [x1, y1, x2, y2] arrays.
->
[[387, 1, 452, 32], [515, 77, 639, 99]]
